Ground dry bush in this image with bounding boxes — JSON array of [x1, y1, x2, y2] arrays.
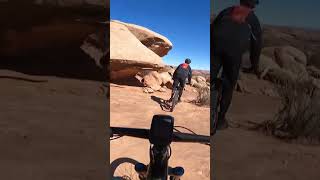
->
[[253, 79, 320, 142], [194, 86, 210, 106]]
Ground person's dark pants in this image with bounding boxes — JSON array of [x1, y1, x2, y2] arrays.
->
[[171, 77, 186, 101], [211, 52, 242, 124]]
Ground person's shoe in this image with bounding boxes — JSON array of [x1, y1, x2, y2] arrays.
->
[[216, 119, 229, 130]]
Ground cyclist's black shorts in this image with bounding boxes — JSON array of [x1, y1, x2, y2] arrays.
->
[[173, 77, 186, 90]]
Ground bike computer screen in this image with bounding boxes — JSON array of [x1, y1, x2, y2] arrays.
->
[[149, 115, 174, 146]]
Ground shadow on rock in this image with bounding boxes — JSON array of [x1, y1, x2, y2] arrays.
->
[[0, 47, 106, 82], [111, 76, 145, 87]]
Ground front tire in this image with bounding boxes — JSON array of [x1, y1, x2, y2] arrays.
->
[[111, 158, 141, 180]]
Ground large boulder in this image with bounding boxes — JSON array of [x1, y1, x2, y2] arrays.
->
[[114, 20, 173, 57], [266, 68, 297, 85], [274, 47, 308, 77], [309, 52, 320, 70], [141, 71, 163, 91], [110, 21, 163, 64], [159, 71, 173, 86], [311, 77, 320, 89], [193, 81, 208, 89], [249, 46, 308, 79], [158, 65, 175, 76], [135, 71, 173, 92], [110, 21, 165, 81], [262, 46, 307, 65], [191, 75, 208, 89], [195, 76, 206, 83], [307, 66, 320, 79], [242, 53, 280, 79], [236, 73, 279, 97], [257, 55, 281, 78], [242, 50, 308, 85]]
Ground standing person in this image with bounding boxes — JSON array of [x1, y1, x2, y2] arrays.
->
[[169, 58, 192, 103], [211, 0, 262, 130]]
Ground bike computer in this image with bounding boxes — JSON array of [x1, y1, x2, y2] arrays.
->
[[149, 115, 174, 146]]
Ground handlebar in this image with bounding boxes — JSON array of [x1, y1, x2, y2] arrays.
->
[[110, 127, 210, 144]]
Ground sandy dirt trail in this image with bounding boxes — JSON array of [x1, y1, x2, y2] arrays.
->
[[212, 92, 320, 180], [110, 84, 210, 180], [0, 70, 107, 180]]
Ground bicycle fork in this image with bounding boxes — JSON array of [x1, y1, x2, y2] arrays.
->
[[134, 145, 185, 180], [134, 163, 184, 180]]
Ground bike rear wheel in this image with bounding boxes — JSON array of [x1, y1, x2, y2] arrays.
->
[[211, 78, 222, 135], [170, 88, 180, 112]]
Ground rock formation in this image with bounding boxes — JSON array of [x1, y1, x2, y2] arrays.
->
[[109, 20, 173, 86]]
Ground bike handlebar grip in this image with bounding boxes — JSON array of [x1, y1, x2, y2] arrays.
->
[[111, 127, 149, 139], [172, 132, 210, 143]]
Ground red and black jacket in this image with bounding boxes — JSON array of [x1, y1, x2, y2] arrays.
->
[[211, 5, 262, 71], [173, 63, 192, 83]]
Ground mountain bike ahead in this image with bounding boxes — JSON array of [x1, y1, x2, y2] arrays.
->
[[211, 69, 223, 136], [110, 115, 210, 180], [169, 83, 182, 112]]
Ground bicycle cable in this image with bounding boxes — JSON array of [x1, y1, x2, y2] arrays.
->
[[174, 126, 198, 135], [174, 126, 211, 146]]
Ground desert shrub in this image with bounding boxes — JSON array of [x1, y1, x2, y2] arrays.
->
[[195, 86, 210, 106], [254, 79, 320, 142]]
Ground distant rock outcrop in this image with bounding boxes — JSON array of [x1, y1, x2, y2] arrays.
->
[[110, 20, 167, 82], [262, 25, 320, 59], [113, 20, 173, 57], [110, 21, 163, 65]]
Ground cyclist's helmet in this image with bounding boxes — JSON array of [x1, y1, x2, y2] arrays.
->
[[185, 58, 191, 64], [240, 0, 259, 8]]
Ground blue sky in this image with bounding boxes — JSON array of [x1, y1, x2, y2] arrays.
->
[[111, 0, 210, 70], [212, 0, 320, 29]]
